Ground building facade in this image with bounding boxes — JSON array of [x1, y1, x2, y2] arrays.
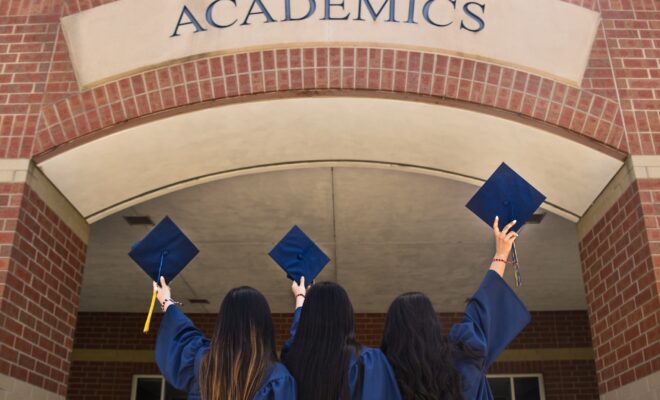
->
[[0, 0, 658, 399]]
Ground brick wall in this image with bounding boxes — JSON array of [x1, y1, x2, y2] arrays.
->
[[69, 362, 159, 400], [0, 182, 87, 396], [68, 310, 598, 399], [1, 0, 654, 161], [0, 13, 68, 158], [4, 0, 651, 159], [32, 47, 627, 156], [579, 180, 660, 394], [490, 360, 599, 400], [72, 310, 594, 350], [597, 0, 659, 154]]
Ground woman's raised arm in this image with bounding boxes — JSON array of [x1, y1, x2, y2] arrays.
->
[[489, 216, 519, 277], [154, 277, 210, 393], [281, 277, 306, 356]]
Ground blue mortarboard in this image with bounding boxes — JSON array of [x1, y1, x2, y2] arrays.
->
[[128, 216, 199, 333], [466, 163, 546, 232], [128, 216, 199, 284], [269, 225, 330, 286], [466, 163, 546, 287]]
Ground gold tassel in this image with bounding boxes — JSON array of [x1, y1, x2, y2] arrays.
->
[[143, 288, 158, 333]]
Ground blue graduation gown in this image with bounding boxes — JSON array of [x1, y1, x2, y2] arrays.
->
[[155, 305, 297, 400], [284, 308, 401, 400], [449, 270, 531, 400]]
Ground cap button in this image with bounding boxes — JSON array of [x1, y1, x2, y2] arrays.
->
[[503, 201, 509, 206], [297, 254, 304, 260]]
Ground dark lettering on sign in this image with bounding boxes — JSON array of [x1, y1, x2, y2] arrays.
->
[[285, 0, 316, 21], [406, 0, 416, 24], [355, 0, 397, 22], [171, 6, 207, 37], [206, 0, 238, 28], [323, 0, 351, 20], [172, 0, 486, 37], [460, 1, 485, 32], [422, 0, 455, 28], [242, 0, 276, 25]]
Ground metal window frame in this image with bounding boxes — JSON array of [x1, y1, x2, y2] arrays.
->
[[130, 372, 546, 400], [487, 373, 546, 400], [130, 374, 166, 400]]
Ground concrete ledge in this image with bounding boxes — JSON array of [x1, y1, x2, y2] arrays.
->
[[578, 155, 660, 241], [600, 370, 660, 400], [71, 349, 155, 363], [0, 159, 30, 182], [0, 373, 64, 400], [0, 159, 89, 242], [71, 347, 594, 363], [496, 347, 594, 362]]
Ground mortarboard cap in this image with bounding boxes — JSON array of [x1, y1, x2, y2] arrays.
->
[[128, 216, 199, 333], [128, 216, 199, 284], [269, 225, 330, 286], [466, 163, 546, 232]]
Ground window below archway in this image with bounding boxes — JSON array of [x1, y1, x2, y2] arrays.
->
[[487, 374, 545, 400], [131, 375, 187, 400]]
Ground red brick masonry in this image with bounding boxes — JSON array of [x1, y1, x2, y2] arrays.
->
[[0, 183, 86, 396], [579, 179, 660, 394], [1, 0, 657, 159]]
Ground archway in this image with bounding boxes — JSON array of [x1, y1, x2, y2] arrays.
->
[[56, 93, 617, 398]]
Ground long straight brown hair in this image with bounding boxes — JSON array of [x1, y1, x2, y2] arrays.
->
[[199, 286, 277, 400]]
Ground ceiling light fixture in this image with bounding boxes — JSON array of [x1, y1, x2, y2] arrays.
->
[[123, 216, 154, 226], [527, 213, 546, 224]]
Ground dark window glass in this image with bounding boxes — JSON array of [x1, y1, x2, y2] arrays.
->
[[514, 377, 541, 400], [488, 377, 512, 400], [136, 378, 162, 400], [164, 382, 188, 400]]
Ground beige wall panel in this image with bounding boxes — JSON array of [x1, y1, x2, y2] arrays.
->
[[0, 374, 65, 400], [61, 0, 599, 87], [600, 370, 660, 400]]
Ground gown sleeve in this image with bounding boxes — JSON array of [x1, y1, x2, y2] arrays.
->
[[155, 305, 210, 393], [348, 347, 402, 400], [254, 363, 298, 400], [281, 307, 302, 357], [449, 270, 531, 398]]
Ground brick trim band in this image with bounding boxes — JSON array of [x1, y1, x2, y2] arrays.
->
[[70, 347, 595, 363], [34, 48, 627, 157]]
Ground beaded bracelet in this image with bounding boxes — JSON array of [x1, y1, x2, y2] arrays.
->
[[492, 258, 515, 264], [161, 298, 183, 311]]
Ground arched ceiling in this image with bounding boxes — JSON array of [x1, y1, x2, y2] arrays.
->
[[37, 97, 623, 223]]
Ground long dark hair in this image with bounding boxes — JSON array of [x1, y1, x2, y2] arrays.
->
[[381, 292, 463, 400], [283, 282, 362, 400], [199, 286, 277, 400]]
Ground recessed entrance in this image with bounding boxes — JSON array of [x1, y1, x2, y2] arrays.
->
[[82, 166, 586, 314]]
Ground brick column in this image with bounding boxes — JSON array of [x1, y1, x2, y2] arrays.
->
[[0, 160, 88, 399], [577, 156, 660, 399]]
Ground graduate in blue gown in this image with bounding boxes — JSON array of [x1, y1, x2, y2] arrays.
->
[[154, 278, 297, 400], [381, 217, 531, 400], [282, 277, 402, 400]]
